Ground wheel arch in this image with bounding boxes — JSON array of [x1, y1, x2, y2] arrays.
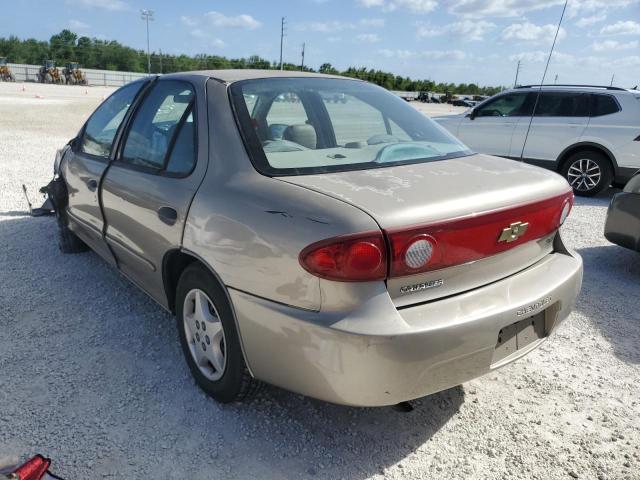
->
[[556, 142, 618, 175], [162, 248, 255, 376]]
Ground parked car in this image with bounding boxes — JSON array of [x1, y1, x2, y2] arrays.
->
[[434, 85, 640, 196], [604, 170, 640, 252], [451, 99, 474, 107], [46, 71, 583, 407]]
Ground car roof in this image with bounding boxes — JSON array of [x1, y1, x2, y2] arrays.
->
[[162, 69, 353, 84]]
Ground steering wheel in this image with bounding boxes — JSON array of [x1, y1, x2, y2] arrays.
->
[[262, 139, 308, 153], [478, 109, 503, 117]]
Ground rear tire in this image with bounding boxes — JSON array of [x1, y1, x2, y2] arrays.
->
[[561, 151, 612, 197], [176, 263, 261, 403]]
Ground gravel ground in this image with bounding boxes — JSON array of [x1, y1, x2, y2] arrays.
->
[[1, 82, 639, 480]]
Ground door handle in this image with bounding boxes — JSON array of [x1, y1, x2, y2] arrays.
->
[[157, 206, 178, 226], [86, 179, 98, 192]]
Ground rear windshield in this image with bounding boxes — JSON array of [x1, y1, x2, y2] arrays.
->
[[229, 77, 472, 176]]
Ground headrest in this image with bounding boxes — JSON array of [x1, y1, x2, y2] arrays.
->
[[282, 124, 317, 149]]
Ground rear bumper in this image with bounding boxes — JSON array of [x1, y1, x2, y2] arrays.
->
[[604, 191, 640, 252], [231, 248, 583, 407]]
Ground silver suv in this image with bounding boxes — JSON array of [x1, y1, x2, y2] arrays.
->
[[435, 85, 640, 196]]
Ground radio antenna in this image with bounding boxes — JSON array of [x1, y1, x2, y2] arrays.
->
[[519, 0, 568, 161]]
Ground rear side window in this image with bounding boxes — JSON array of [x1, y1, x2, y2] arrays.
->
[[121, 80, 195, 172], [165, 112, 196, 175], [533, 92, 589, 117], [80, 81, 144, 158], [590, 94, 620, 117]]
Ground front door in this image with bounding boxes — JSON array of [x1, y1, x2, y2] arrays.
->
[[100, 79, 207, 305], [62, 80, 147, 264], [457, 92, 530, 157]]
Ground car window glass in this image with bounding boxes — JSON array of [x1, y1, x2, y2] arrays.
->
[[80, 81, 143, 158], [165, 111, 196, 175], [389, 119, 412, 141], [534, 92, 589, 117], [476, 93, 528, 117], [265, 93, 309, 141], [232, 77, 471, 175], [322, 93, 388, 145], [122, 81, 194, 170], [591, 94, 619, 116]]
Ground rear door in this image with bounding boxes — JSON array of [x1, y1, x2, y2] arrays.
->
[[456, 92, 529, 156], [100, 79, 207, 305], [511, 91, 589, 162], [63, 80, 147, 264]]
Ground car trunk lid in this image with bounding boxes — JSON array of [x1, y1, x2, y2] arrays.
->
[[281, 153, 572, 306]]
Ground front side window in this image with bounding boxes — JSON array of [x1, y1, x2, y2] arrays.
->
[[231, 78, 471, 175], [80, 81, 145, 158], [475, 93, 529, 117], [121, 80, 195, 172]]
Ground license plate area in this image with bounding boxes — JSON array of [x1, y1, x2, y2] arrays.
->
[[493, 311, 546, 364]]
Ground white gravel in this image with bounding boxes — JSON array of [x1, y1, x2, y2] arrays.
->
[[1, 82, 639, 480]]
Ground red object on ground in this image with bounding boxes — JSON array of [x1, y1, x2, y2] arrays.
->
[[12, 455, 51, 480]]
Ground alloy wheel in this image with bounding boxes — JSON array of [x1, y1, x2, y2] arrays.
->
[[567, 158, 601, 192], [182, 289, 227, 381]]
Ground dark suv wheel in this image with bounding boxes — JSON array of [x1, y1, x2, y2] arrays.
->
[[561, 151, 612, 197]]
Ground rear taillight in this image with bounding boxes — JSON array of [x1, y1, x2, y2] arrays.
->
[[300, 191, 573, 282], [386, 191, 573, 277], [299, 231, 387, 281]]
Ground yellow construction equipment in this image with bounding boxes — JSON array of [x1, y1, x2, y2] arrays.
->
[[62, 62, 88, 85], [0, 57, 15, 82], [37, 60, 63, 84]]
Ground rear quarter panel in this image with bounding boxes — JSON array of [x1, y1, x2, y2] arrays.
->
[[582, 94, 640, 170], [182, 79, 380, 311]]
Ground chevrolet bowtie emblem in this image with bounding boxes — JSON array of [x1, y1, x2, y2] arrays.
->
[[498, 221, 529, 243]]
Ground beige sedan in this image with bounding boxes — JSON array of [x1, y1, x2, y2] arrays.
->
[[46, 70, 583, 406]]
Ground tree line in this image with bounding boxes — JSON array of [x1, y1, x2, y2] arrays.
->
[[0, 30, 503, 95]]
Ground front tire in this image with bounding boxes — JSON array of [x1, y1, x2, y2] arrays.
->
[[56, 208, 89, 253], [561, 151, 612, 197], [176, 264, 261, 403]]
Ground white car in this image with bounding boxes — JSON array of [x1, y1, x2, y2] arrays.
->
[[434, 85, 640, 196]]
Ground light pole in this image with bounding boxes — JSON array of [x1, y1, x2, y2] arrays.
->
[[279, 17, 286, 70], [141, 9, 154, 75], [513, 60, 521, 88], [300, 42, 305, 71]]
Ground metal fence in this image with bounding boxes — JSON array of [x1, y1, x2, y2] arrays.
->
[[7, 63, 148, 87]]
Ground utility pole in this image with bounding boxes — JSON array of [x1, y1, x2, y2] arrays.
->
[[554, 74, 558, 84], [279, 17, 286, 70], [513, 60, 521, 88], [300, 42, 305, 71], [159, 49, 163, 74], [140, 9, 154, 75], [610, 73, 615, 86]]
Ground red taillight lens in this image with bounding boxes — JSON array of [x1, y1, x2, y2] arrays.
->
[[299, 232, 387, 282], [12, 455, 51, 480], [387, 191, 573, 278]]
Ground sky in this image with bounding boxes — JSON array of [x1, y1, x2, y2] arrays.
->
[[5, 0, 640, 88]]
